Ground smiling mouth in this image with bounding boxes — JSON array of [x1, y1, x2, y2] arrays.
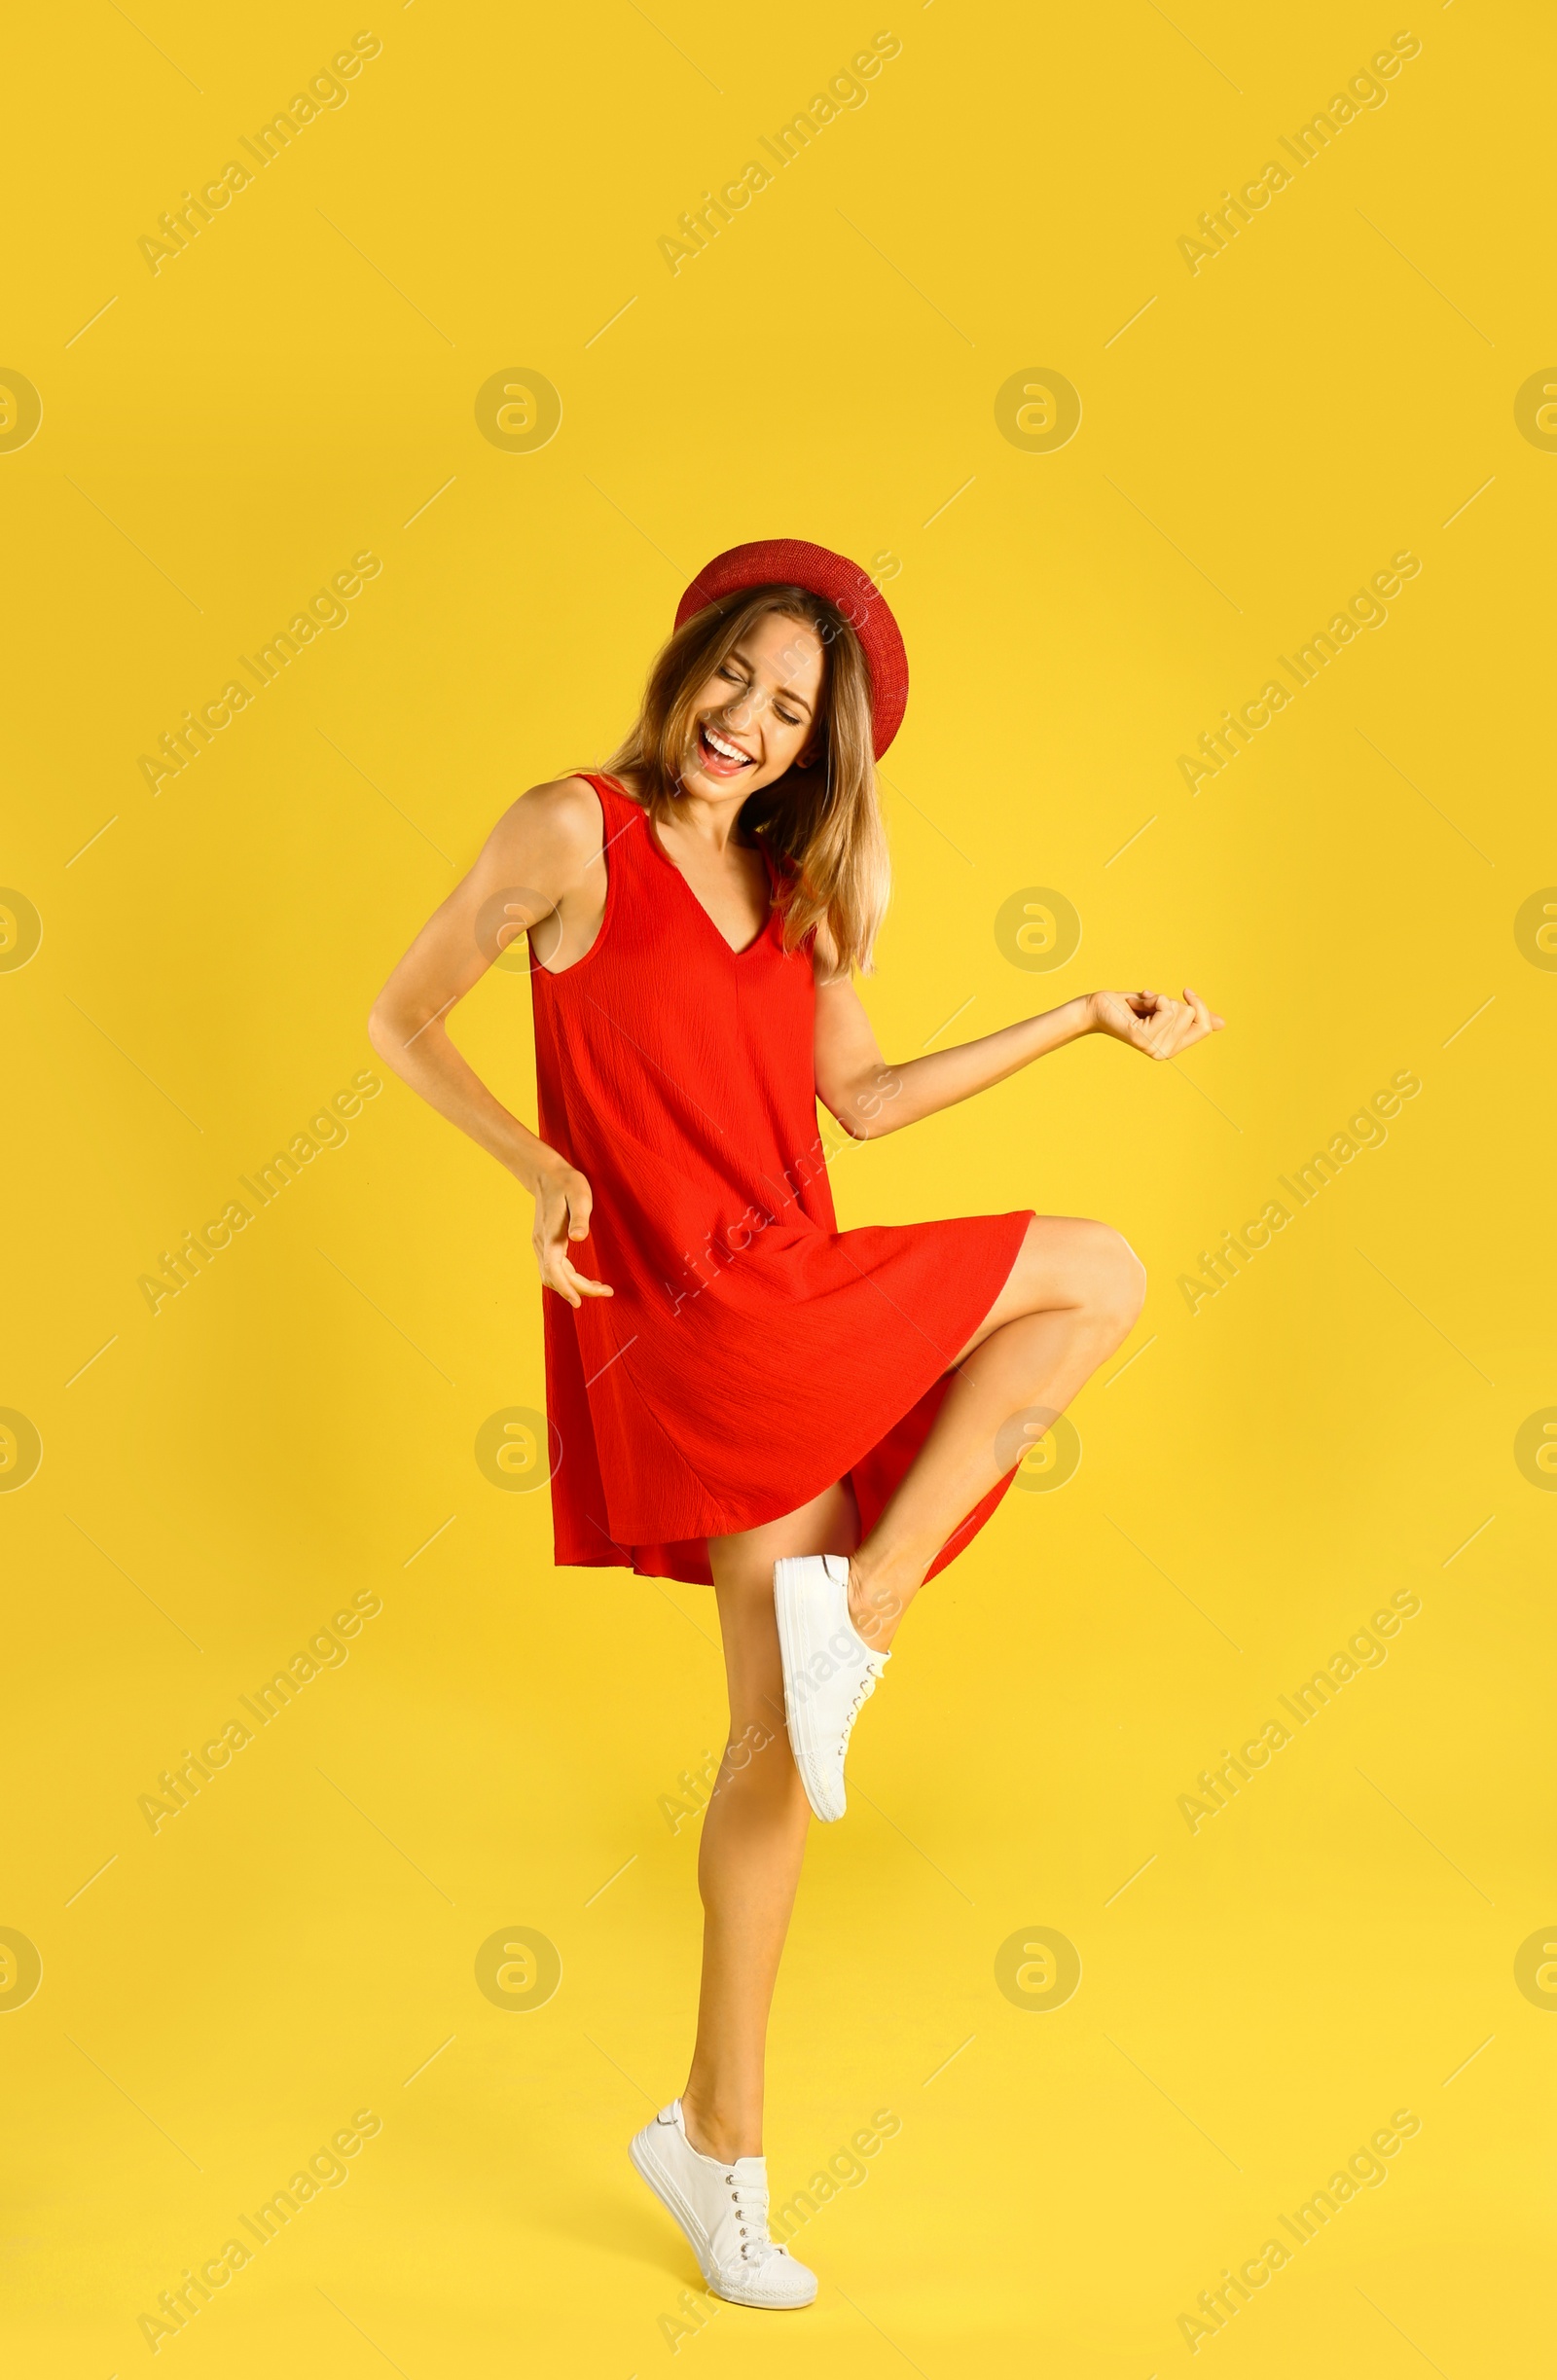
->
[[697, 721, 756, 774]]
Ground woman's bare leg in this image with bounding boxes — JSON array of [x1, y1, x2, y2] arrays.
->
[[675, 1217, 1141, 2154], [848, 1214, 1146, 1647], [678, 1480, 859, 2164]]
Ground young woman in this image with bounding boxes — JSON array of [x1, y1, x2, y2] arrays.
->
[[368, 538, 1224, 2311]]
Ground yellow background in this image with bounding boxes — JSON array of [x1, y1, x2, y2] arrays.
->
[[4, 0, 1552, 2370]]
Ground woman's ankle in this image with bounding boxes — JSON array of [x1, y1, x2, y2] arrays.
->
[[680, 2089, 761, 2163], [847, 1554, 918, 1647]]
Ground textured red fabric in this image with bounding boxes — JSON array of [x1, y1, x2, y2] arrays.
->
[[529, 775, 1032, 1586], [674, 538, 909, 756]]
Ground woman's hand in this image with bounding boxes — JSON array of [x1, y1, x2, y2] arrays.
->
[[530, 1159, 613, 1308], [1087, 986, 1226, 1061]]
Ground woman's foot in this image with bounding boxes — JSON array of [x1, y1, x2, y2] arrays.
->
[[773, 1554, 890, 1821], [629, 2100, 818, 2308]]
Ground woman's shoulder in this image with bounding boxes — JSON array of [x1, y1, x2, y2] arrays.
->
[[487, 775, 612, 879], [527, 770, 646, 831], [524, 771, 607, 820]]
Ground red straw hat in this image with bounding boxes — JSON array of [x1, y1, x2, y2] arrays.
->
[[674, 537, 909, 757]]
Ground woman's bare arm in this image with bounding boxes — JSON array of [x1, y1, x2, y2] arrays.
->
[[813, 956, 1225, 1142], [367, 776, 615, 1306]]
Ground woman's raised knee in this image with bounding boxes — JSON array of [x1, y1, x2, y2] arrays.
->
[[1079, 1221, 1147, 1331]]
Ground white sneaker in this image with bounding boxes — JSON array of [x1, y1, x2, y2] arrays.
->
[[629, 2100, 818, 2308], [774, 1554, 890, 1823]]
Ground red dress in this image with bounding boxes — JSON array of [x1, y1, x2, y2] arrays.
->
[[528, 774, 1033, 1587]]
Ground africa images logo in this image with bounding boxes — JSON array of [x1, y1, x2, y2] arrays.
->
[[137, 1069, 382, 1314], [657, 30, 903, 272], [1177, 1069, 1421, 1314], [136, 2110, 382, 2352]]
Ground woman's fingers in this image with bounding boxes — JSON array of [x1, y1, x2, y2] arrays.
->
[[541, 1256, 613, 1306], [564, 1180, 593, 1242], [544, 1225, 613, 1297], [1181, 986, 1228, 1042], [533, 1171, 611, 1304], [1103, 982, 1226, 1058], [535, 1226, 579, 1306], [1141, 996, 1183, 1057], [1182, 986, 1213, 1042]]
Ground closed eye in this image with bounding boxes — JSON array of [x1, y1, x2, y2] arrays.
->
[[718, 662, 802, 728]]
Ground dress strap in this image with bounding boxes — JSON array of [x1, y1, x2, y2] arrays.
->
[[573, 768, 633, 822]]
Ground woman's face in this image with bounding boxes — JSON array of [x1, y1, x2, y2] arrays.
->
[[679, 609, 826, 799]]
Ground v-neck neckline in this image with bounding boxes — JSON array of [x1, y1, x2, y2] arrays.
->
[[640, 805, 777, 959]]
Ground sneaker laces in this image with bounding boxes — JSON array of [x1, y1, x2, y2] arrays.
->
[[837, 1663, 881, 1752], [722, 2169, 787, 2268]]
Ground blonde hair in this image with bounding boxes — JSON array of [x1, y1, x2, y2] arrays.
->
[[602, 585, 889, 975]]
